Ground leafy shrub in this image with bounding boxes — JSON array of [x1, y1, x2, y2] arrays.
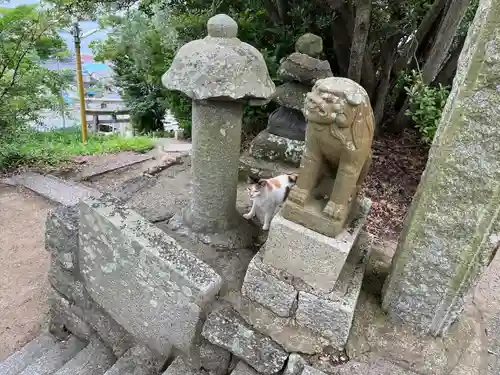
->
[[404, 70, 450, 144]]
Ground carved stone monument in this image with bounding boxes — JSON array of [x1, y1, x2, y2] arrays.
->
[[161, 14, 275, 247], [242, 34, 333, 175], [282, 77, 374, 237], [239, 77, 375, 351]]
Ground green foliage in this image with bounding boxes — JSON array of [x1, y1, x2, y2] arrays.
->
[[404, 70, 450, 144], [0, 126, 155, 170], [0, 4, 71, 134]]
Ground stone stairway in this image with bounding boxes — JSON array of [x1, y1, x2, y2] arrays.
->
[[0, 333, 166, 375]]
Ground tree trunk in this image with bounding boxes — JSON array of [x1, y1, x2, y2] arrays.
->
[[421, 0, 471, 83], [393, 0, 448, 74], [348, 0, 371, 83], [434, 34, 466, 86], [392, 0, 470, 132], [373, 34, 402, 127]]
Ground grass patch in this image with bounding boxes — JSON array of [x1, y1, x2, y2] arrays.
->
[[0, 127, 155, 171]]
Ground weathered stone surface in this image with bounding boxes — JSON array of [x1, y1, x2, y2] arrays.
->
[[199, 339, 231, 375], [283, 353, 306, 375], [202, 306, 288, 374], [45, 204, 78, 271], [69, 281, 134, 357], [235, 296, 329, 354], [295, 292, 352, 350], [49, 279, 134, 357], [382, 0, 500, 336], [48, 257, 76, 301], [295, 33, 323, 57], [241, 256, 298, 317], [267, 107, 307, 142], [293, 238, 369, 350], [249, 130, 304, 167], [231, 362, 258, 375], [104, 345, 166, 375], [347, 292, 485, 375], [271, 83, 310, 111], [301, 365, 327, 375], [164, 357, 208, 375], [49, 289, 94, 341], [262, 206, 367, 293], [184, 100, 251, 235], [79, 193, 222, 355], [278, 53, 332, 85], [162, 14, 274, 102]]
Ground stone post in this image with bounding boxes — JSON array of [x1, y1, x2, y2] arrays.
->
[[382, 0, 500, 336], [161, 14, 275, 236]]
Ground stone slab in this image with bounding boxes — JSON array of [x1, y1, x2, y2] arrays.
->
[[4, 172, 101, 206], [45, 205, 79, 271], [18, 335, 87, 375], [249, 130, 304, 167], [271, 82, 310, 111], [235, 295, 330, 354], [103, 345, 166, 375], [262, 200, 369, 293], [281, 192, 366, 238], [266, 106, 307, 142], [241, 256, 298, 317], [49, 289, 94, 342], [78, 152, 154, 180], [163, 357, 207, 375], [79, 193, 222, 355], [202, 306, 288, 374], [236, 232, 372, 353], [53, 339, 116, 375], [0, 333, 59, 375], [199, 340, 231, 375], [231, 362, 258, 375], [278, 53, 333, 86]]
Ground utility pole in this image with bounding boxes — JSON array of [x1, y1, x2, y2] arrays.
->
[[71, 20, 88, 143]]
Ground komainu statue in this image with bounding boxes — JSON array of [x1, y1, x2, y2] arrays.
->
[[282, 77, 374, 237]]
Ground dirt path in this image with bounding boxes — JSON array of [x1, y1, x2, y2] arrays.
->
[[0, 184, 54, 360]]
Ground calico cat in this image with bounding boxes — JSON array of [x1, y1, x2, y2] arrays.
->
[[243, 173, 298, 230]]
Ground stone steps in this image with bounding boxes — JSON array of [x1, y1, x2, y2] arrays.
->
[[53, 339, 116, 375], [2, 172, 101, 206], [0, 333, 60, 375], [13, 334, 86, 375]]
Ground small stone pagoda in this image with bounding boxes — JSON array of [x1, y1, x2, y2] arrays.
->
[[242, 33, 333, 176]]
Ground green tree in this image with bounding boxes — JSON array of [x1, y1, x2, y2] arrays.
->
[[0, 3, 71, 135], [91, 0, 479, 142]]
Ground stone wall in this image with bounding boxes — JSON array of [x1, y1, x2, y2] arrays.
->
[[46, 193, 223, 363]]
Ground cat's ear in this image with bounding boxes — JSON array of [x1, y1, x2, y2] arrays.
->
[[288, 173, 298, 183]]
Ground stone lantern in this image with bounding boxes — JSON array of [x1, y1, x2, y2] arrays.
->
[[161, 14, 275, 245]]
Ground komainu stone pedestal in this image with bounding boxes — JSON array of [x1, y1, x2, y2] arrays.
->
[[239, 198, 372, 353]]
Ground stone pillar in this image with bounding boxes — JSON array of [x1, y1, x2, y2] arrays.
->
[[382, 0, 500, 336], [161, 14, 275, 235], [189, 100, 244, 232]]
